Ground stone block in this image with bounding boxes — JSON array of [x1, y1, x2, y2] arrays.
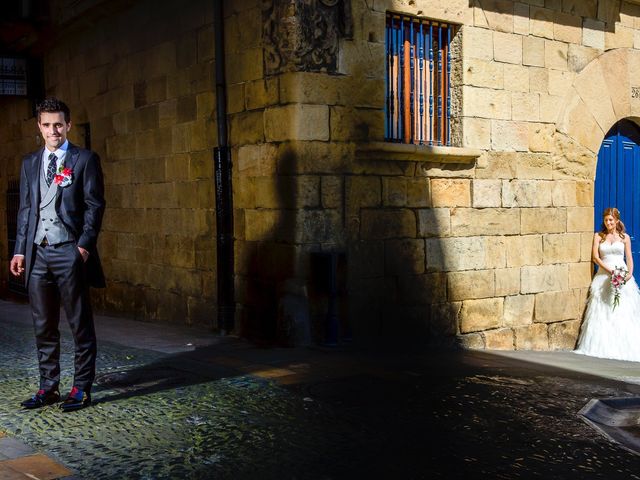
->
[[521, 207, 566, 234], [581, 232, 595, 262], [529, 67, 549, 94], [426, 236, 486, 272], [265, 104, 330, 142], [573, 63, 616, 135], [502, 180, 552, 207], [568, 44, 601, 74], [478, 0, 515, 32], [226, 48, 263, 84], [553, 11, 582, 43], [552, 181, 577, 207], [462, 26, 494, 61], [543, 233, 581, 264], [457, 332, 485, 349], [463, 86, 512, 120], [382, 177, 407, 207], [448, 269, 495, 301], [460, 298, 504, 333], [503, 294, 535, 327], [536, 289, 580, 322], [406, 178, 431, 207], [530, 7, 554, 39], [575, 181, 593, 206], [450, 208, 520, 236], [473, 179, 502, 208], [605, 25, 634, 50], [462, 117, 491, 149], [503, 64, 530, 93], [548, 69, 575, 97], [582, 18, 605, 50], [517, 153, 554, 179], [514, 323, 549, 350], [523, 35, 545, 67], [330, 106, 384, 142], [486, 236, 507, 269], [512, 92, 540, 122], [548, 319, 580, 350], [495, 267, 521, 296], [431, 179, 471, 207], [484, 328, 514, 350], [463, 58, 504, 89], [346, 176, 381, 217], [528, 123, 555, 153], [567, 207, 593, 232], [521, 264, 568, 293], [491, 120, 529, 151], [568, 262, 592, 289], [506, 234, 543, 267], [349, 240, 384, 279], [598, 48, 630, 119], [431, 300, 461, 338], [563, 0, 597, 17], [229, 110, 265, 145], [545, 40, 568, 72], [245, 77, 279, 111], [514, 2, 530, 34], [398, 272, 448, 305], [322, 176, 343, 209], [418, 208, 451, 237], [361, 209, 416, 240], [493, 32, 522, 64], [237, 143, 278, 176], [385, 239, 426, 275]]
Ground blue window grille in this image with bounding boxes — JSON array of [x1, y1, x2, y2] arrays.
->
[[385, 13, 454, 146]]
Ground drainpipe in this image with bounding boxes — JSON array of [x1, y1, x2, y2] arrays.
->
[[213, 0, 235, 334]]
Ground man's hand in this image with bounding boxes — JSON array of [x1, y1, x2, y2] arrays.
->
[[10, 255, 25, 277], [78, 247, 89, 262]]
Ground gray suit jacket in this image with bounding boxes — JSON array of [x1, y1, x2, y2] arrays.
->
[[14, 143, 106, 288]]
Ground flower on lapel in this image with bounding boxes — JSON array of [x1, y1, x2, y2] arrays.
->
[[54, 166, 73, 187]]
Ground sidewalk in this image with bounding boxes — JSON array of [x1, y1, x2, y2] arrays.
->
[[1, 300, 640, 478]]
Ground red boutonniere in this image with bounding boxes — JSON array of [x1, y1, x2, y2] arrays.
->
[[55, 166, 73, 187]]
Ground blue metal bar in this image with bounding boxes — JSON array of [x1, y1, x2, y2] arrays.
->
[[399, 18, 405, 142], [410, 19, 415, 143], [446, 25, 452, 146], [437, 26, 443, 145], [419, 22, 424, 145], [428, 24, 433, 146], [385, 16, 390, 141]]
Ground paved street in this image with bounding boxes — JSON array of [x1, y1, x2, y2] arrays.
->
[[1, 300, 640, 479]]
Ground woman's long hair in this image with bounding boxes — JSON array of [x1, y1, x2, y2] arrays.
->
[[599, 207, 626, 242]]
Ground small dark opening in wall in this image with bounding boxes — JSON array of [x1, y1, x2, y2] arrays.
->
[[78, 122, 91, 150]]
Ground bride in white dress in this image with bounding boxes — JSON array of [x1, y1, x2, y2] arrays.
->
[[575, 208, 640, 361]]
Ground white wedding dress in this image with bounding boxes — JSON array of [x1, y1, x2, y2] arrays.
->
[[575, 241, 640, 362]]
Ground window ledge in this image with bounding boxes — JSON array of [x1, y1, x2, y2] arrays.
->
[[356, 142, 483, 163]]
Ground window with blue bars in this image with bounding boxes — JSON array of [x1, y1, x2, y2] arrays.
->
[[385, 13, 455, 146]]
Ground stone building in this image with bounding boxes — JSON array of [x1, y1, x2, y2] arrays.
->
[[2, 0, 640, 349]]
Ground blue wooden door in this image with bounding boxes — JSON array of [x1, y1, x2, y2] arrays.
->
[[595, 120, 640, 270]]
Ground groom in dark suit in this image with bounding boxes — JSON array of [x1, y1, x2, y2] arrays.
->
[[10, 97, 105, 412]]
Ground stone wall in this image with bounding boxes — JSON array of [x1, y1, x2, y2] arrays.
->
[[35, 0, 218, 325]]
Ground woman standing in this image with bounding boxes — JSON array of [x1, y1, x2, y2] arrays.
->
[[575, 208, 640, 361]]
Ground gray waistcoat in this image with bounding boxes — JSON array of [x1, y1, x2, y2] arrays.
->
[[34, 161, 73, 246]]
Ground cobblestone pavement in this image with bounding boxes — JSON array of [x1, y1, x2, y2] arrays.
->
[[1, 303, 640, 478]]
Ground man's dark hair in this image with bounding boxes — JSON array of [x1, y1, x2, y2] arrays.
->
[[36, 98, 71, 124]]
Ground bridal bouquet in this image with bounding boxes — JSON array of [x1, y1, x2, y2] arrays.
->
[[611, 266, 629, 310]]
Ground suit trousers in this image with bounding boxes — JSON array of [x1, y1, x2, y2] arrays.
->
[[28, 242, 97, 392]]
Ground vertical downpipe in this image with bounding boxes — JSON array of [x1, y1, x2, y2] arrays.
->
[[213, 0, 235, 334]]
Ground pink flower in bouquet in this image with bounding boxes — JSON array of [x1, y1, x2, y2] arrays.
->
[[611, 266, 629, 310]]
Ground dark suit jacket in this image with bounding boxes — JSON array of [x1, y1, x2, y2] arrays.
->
[[14, 142, 106, 288]]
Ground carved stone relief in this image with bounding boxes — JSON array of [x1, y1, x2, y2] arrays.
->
[[263, 0, 353, 75]]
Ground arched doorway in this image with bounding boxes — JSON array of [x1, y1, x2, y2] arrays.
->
[[594, 119, 640, 269]]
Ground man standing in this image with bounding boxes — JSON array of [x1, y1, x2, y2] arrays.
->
[[10, 98, 105, 412]]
